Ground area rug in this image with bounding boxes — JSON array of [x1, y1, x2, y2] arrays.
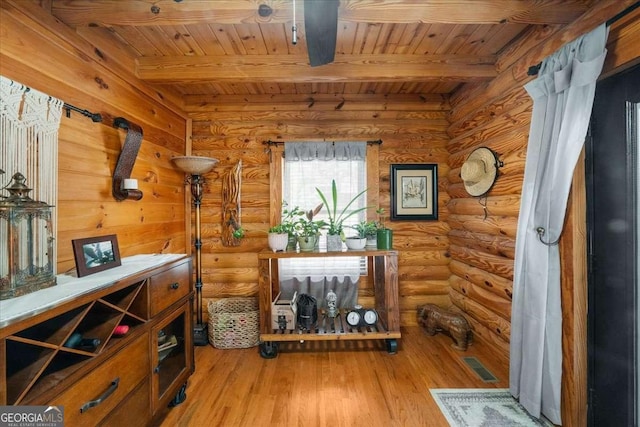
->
[[430, 389, 554, 427]]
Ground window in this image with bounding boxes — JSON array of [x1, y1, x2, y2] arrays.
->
[[283, 142, 367, 245], [278, 142, 367, 307]]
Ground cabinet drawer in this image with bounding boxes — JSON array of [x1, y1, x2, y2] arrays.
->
[[51, 334, 149, 426], [149, 262, 191, 316], [100, 380, 150, 427]]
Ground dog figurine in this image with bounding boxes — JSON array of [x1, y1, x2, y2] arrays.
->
[[417, 304, 473, 351]]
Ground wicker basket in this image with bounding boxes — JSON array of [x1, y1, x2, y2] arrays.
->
[[207, 297, 260, 349]]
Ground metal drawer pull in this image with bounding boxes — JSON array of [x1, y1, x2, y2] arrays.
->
[[80, 377, 120, 413], [170, 282, 179, 289]]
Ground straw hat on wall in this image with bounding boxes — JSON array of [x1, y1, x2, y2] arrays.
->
[[461, 147, 502, 197]]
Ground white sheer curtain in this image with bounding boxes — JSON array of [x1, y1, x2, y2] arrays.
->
[[510, 24, 608, 424], [279, 141, 366, 308], [0, 76, 63, 275]]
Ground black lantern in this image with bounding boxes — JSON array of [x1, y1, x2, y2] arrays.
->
[[0, 171, 56, 299]]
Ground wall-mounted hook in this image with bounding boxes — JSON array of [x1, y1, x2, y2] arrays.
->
[[536, 226, 560, 246]]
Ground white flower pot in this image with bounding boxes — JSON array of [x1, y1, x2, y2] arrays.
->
[[345, 237, 367, 250], [366, 235, 377, 248], [268, 232, 289, 252]]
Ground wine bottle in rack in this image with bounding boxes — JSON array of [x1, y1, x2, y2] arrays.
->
[[78, 338, 101, 350]]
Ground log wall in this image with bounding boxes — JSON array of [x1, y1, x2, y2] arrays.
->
[[446, 0, 640, 358], [446, 3, 640, 426], [445, 81, 527, 355], [0, 1, 189, 274], [185, 93, 453, 326], [2, 2, 639, 424]]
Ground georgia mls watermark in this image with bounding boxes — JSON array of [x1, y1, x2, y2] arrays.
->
[[0, 406, 64, 427]]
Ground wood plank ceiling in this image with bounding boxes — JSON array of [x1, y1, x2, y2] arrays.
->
[[50, 0, 596, 98]]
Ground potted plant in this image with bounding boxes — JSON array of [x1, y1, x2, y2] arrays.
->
[[345, 221, 369, 250], [294, 217, 324, 252], [316, 179, 368, 251], [294, 204, 325, 252], [359, 219, 379, 248], [375, 208, 393, 250], [269, 202, 305, 251], [267, 223, 288, 252]]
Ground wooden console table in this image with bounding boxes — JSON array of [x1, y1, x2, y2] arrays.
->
[[257, 248, 401, 358]]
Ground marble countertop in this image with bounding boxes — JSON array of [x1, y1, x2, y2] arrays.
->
[[0, 253, 188, 329]]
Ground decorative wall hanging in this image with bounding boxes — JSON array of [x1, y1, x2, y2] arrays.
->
[[112, 117, 144, 201], [460, 147, 503, 197], [72, 234, 121, 278], [390, 164, 438, 221], [0, 76, 63, 274], [222, 160, 242, 247]]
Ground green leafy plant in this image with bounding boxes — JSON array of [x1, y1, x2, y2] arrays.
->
[[315, 179, 368, 236], [351, 220, 378, 238], [269, 201, 304, 234], [376, 207, 388, 229], [232, 227, 245, 239], [294, 203, 325, 237], [228, 217, 245, 239]]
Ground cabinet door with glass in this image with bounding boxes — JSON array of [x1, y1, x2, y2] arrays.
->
[[150, 299, 194, 414]]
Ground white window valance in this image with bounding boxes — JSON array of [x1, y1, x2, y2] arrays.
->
[[284, 141, 366, 161]]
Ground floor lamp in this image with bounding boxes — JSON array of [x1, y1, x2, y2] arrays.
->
[[172, 156, 218, 346]]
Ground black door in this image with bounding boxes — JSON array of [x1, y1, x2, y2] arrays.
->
[[587, 64, 639, 427]]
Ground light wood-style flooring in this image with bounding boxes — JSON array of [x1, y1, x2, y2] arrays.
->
[[157, 327, 509, 427]]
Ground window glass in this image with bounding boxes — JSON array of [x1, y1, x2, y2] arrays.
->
[[280, 143, 367, 278]]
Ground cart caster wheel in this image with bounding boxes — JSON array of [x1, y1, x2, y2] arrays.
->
[[168, 383, 187, 407], [385, 339, 398, 354], [259, 342, 278, 359]]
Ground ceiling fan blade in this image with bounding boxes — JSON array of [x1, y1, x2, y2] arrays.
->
[[304, 0, 339, 67]]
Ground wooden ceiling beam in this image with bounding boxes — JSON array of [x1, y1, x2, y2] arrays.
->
[[52, 0, 591, 26], [136, 54, 496, 83]]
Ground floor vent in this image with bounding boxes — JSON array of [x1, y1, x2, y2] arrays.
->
[[463, 356, 498, 383]]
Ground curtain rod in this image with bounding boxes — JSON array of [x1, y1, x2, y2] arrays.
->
[[263, 139, 382, 146], [62, 103, 102, 122], [526, 1, 640, 77], [17, 83, 103, 123]]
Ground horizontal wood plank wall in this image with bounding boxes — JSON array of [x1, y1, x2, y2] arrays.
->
[[0, 1, 188, 273], [185, 94, 452, 326]]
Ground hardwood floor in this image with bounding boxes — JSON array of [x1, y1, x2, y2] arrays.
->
[[156, 327, 509, 427]]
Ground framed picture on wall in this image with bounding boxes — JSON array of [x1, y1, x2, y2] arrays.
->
[[390, 164, 438, 221], [72, 234, 122, 277]]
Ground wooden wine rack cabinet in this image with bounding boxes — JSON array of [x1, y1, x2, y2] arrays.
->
[[0, 254, 194, 426]]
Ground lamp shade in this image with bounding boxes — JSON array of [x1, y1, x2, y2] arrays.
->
[[172, 156, 219, 175]]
